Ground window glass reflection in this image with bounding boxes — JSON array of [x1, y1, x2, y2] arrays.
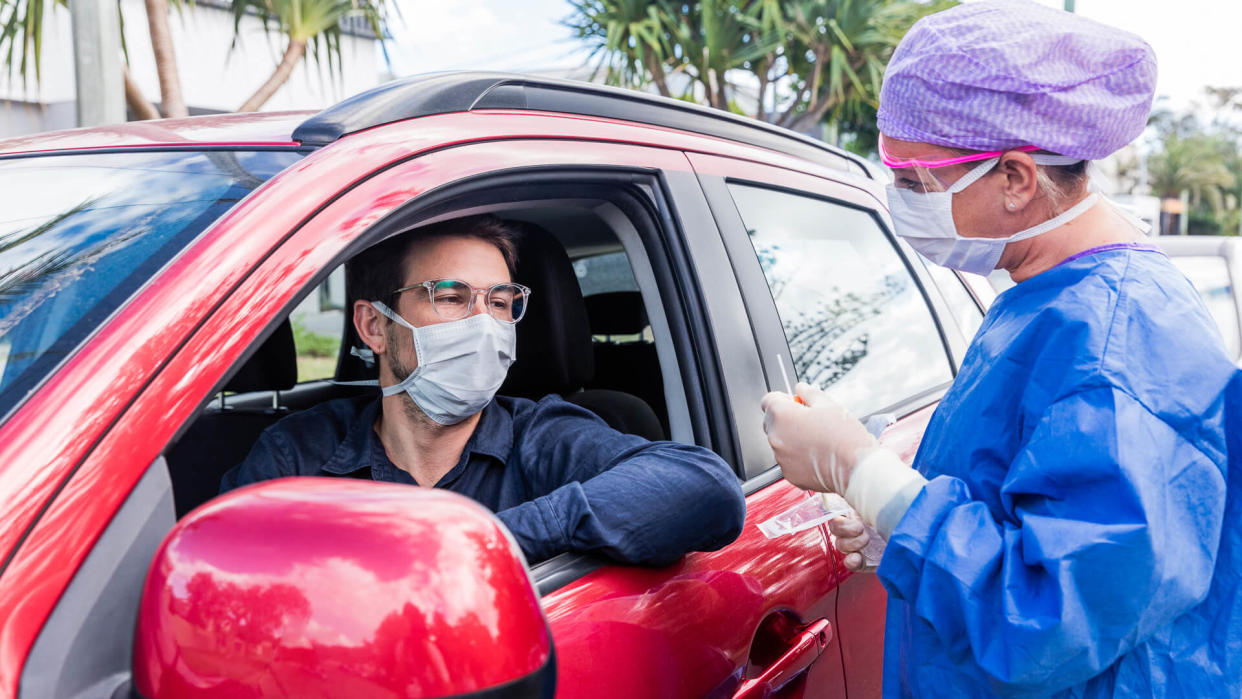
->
[[730, 183, 952, 415], [0, 149, 303, 420]]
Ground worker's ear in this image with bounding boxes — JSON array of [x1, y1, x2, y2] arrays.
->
[[353, 300, 388, 356], [997, 151, 1040, 213]]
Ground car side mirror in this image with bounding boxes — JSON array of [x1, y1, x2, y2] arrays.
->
[[131, 478, 554, 698]]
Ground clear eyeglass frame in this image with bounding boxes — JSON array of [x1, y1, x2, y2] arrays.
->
[[391, 278, 532, 324]]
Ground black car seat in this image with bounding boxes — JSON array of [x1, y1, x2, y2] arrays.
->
[[165, 320, 298, 518], [499, 222, 665, 441], [583, 291, 669, 435]]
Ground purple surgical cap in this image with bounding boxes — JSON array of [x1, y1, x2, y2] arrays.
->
[[877, 0, 1157, 160]]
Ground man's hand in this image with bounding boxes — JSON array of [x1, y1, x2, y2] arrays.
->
[[828, 511, 874, 572], [760, 382, 878, 495]]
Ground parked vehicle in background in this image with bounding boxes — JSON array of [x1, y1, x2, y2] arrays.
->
[[0, 72, 988, 699], [1155, 236, 1242, 363]]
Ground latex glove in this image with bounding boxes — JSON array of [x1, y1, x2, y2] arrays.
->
[[762, 383, 929, 537], [760, 382, 878, 495]]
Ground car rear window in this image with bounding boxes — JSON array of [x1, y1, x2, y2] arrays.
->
[[0, 149, 303, 421]]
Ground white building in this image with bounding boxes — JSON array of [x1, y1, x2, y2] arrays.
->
[[0, 0, 384, 137]]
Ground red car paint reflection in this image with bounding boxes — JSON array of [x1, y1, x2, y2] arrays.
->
[[134, 481, 550, 698]]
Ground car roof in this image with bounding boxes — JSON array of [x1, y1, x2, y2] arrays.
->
[[293, 72, 870, 177], [0, 72, 871, 178], [0, 111, 313, 156]]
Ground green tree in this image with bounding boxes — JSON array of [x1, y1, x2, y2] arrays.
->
[[566, 0, 952, 150], [1146, 89, 1241, 235], [568, 0, 674, 97], [1148, 133, 1235, 217]]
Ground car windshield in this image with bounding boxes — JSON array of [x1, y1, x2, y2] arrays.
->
[[0, 149, 304, 421]]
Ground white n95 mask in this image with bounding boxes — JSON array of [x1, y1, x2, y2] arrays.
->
[[370, 301, 516, 425], [885, 155, 1097, 276]]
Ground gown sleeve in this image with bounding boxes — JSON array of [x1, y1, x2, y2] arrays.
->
[[877, 385, 1227, 695]]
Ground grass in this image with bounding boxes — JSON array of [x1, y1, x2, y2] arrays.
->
[[297, 355, 338, 382], [291, 317, 341, 382], [291, 317, 340, 358]]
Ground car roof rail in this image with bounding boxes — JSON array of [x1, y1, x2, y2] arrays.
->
[[292, 71, 871, 178]]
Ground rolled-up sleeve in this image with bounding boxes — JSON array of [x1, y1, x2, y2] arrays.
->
[[878, 386, 1226, 695], [496, 397, 746, 566]]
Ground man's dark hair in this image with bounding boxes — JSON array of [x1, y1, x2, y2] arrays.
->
[[347, 214, 520, 311]]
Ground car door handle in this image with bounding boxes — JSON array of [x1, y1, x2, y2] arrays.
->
[[732, 618, 833, 699]]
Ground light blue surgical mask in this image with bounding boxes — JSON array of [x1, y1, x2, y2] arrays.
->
[[369, 301, 517, 425]]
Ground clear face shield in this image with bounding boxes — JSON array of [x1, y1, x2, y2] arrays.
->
[[878, 134, 1081, 194], [878, 134, 1038, 193]]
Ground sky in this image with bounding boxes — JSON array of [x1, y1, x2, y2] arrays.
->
[[385, 0, 589, 78], [386, 0, 1242, 117]]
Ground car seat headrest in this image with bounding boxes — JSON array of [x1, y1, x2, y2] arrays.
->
[[584, 291, 649, 337], [226, 319, 297, 393], [500, 220, 594, 398]]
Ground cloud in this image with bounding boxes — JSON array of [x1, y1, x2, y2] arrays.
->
[[386, 0, 587, 76]]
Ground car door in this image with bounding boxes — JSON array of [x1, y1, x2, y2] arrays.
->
[[687, 151, 966, 699], [534, 166, 849, 698]]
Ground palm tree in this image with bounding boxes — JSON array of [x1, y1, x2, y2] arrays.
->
[[230, 0, 392, 112], [0, 0, 185, 117], [567, 0, 675, 97], [772, 0, 950, 132], [671, 0, 755, 110], [145, 0, 188, 117], [1148, 133, 1236, 219], [0, 0, 392, 118], [565, 0, 950, 147]]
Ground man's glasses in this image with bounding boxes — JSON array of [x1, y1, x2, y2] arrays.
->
[[392, 279, 531, 324]]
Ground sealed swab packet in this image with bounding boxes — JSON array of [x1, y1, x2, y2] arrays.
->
[[758, 410, 898, 540], [758, 493, 851, 538]]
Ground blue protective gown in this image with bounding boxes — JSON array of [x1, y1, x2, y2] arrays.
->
[[877, 247, 1242, 697]]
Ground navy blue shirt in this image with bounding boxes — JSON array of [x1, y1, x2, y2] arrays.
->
[[220, 394, 745, 566]]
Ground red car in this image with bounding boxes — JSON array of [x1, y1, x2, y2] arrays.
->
[[0, 73, 988, 699]]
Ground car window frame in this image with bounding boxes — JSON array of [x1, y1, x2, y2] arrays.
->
[[694, 169, 958, 480], [148, 148, 750, 595]]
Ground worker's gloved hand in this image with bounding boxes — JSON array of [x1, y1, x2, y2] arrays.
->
[[828, 511, 873, 572], [762, 383, 930, 538], [760, 382, 878, 495]]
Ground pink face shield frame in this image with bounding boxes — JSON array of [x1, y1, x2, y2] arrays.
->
[[878, 133, 1039, 169]]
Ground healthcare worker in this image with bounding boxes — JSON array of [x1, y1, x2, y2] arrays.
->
[[761, 1, 1242, 697]]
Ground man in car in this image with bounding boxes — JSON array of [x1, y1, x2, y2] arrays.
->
[[221, 214, 746, 566]]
